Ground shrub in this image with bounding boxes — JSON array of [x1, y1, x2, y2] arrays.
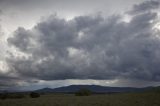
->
[[0, 93, 25, 100], [30, 92, 40, 98], [0, 93, 8, 100], [75, 89, 92, 96]]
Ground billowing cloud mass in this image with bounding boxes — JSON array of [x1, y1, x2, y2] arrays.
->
[[1, 0, 160, 89], [129, 0, 160, 14]]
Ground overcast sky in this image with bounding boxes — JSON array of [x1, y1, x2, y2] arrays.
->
[[0, 0, 160, 90]]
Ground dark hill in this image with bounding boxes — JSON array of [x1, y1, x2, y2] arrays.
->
[[35, 85, 152, 93]]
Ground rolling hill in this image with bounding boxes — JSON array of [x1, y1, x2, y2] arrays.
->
[[35, 85, 153, 93]]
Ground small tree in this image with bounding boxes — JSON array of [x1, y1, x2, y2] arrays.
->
[[75, 89, 92, 96], [0, 91, 8, 100], [30, 92, 40, 98], [0, 93, 8, 100]]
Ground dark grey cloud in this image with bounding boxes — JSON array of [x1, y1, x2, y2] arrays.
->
[[129, 0, 160, 14], [6, 0, 160, 83]]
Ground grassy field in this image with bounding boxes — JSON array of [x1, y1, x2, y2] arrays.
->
[[0, 92, 160, 106]]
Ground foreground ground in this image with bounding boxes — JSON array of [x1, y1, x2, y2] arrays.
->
[[0, 92, 160, 106]]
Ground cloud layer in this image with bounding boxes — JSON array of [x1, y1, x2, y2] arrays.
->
[[1, 0, 160, 89]]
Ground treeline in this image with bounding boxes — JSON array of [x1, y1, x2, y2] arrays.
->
[[0, 92, 40, 100]]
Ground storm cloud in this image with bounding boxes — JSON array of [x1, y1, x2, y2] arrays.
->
[[0, 0, 160, 90], [129, 0, 160, 14], [6, 0, 160, 85]]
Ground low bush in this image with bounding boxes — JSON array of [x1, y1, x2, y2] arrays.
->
[[75, 89, 92, 96], [0, 93, 25, 100], [30, 92, 40, 98]]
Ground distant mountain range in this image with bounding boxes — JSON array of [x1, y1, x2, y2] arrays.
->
[[35, 85, 154, 93]]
